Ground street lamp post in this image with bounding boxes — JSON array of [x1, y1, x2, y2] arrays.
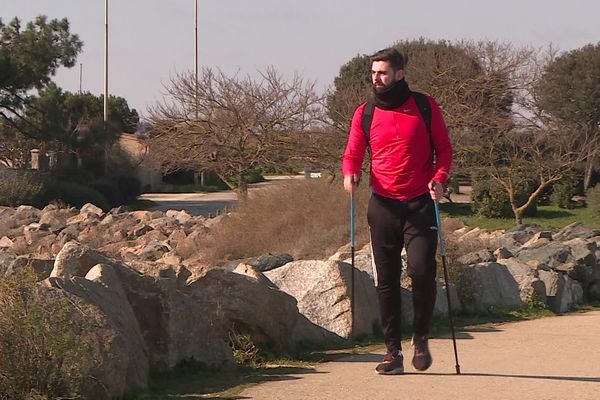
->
[[104, 0, 109, 122]]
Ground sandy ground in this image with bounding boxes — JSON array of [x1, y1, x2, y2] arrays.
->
[[242, 311, 600, 400]]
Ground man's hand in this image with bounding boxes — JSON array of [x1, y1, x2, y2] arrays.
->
[[429, 180, 444, 201], [344, 174, 360, 193]]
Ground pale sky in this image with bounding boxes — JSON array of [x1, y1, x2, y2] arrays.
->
[[3, 0, 599, 116]]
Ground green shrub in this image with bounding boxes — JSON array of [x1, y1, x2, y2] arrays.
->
[[551, 176, 581, 209], [52, 165, 96, 184], [41, 180, 110, 211], [588, 185, 600, 215], [227, 169, 265, 186], [114, 175, 142, 201], [91, 180, 125, 206], [0, 268, 93, 399], [0, 169, 45, 207], [471, 176, 537, 219]]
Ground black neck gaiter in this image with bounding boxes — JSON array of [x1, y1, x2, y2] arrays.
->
[[372, 78, 411, 110]]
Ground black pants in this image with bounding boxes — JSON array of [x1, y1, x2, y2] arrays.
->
[[367, 192, 438, 354]]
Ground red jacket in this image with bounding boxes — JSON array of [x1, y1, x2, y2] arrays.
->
[[342, 96, 452, 200]]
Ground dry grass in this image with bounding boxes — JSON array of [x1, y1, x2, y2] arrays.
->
[[0, 268, 93, 400], [203, 179, 371, 264]]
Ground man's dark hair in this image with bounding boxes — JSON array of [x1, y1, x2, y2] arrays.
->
[[370, 48, 405, 70]]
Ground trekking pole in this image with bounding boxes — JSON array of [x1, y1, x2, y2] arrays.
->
[[349, 180, 356, 342], [434, 201, 461, 375]]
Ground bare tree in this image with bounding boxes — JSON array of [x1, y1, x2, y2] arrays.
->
[[147, 67, 322, 199], [463, 42, 591, 224]]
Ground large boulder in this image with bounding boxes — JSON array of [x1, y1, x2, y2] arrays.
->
[[554, 222, 599, 241], [499, 258, 546, 303], [433, 279, 462, 317], [38, 282, 131, 400], [47, 264, 149, 395], [538, 270, 583, 313], [264, 260, 379, 339], [457, 249, 496, 266], [459, 262, 522, 311], [187, 268, 335, 351], [515, 242, 572, 270], [50, 241, 234, 371]]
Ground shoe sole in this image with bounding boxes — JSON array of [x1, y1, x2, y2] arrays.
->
[[376, 367, 405, 375]]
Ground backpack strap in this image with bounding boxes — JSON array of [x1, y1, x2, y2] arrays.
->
[[410, 91, 432, 136], [410, 91, 434, 162], [361, 100, 375, 146]]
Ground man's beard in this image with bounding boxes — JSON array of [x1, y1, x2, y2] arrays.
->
[[373, 78, 397, 94]]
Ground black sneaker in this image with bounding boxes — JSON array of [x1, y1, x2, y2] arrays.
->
[[375, 351, 404, 375], [412, 335, 433, 371]]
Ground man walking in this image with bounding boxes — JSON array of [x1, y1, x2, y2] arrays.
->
[[342, 48, 452, 375]]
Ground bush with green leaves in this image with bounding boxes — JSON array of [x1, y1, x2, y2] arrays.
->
[[0, 268, 93, 400], [41, 179, 110, 210], [471, 176, 537, 219], [114, 175, 141, 201], [0, 169, 45, 207], [588, 184, 600, 215], [551, 176, 581, 209], [91, 179, 125, 207]]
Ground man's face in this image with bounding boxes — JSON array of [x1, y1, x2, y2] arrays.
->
[[371, 60, 405, 91]]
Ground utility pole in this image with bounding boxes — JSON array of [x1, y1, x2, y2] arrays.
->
[[103, 0, 109, 175], [195, 0, 206, 186], [104, 0, 109, 122], [194, 0, 199, 120], [79, 63, 83, 94]]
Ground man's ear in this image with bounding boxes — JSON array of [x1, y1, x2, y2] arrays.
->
[[395, 69, 405, 80]]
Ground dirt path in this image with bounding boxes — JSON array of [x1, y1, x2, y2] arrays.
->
[[242, 311, 600, 400]]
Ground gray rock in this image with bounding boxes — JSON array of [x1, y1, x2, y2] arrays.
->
[[515, 242, 572, 270], [538, 270, 584, 313], [433, 279, 462, 317], [265, 260, 379, 339], [0, 251, 16, 276], [188, 268, 332, 351], [554, 222, 598, 241], [460, 262, 522, 311], [39, 209, 73, 233], [223, 253, 294, 272], [0, 235, 14, 249], [48, 264, 149, 395], [14, 205, 42, 225], [80, 203, 104, 217], [564, 238, 597, 267], [6, 256, 54, 280], [458, 249, 496, 266]]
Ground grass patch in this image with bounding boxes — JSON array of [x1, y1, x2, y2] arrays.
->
[[441, 202, 600, 231]]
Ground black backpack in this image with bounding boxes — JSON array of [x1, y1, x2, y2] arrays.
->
[[361, 91, 433, 151]]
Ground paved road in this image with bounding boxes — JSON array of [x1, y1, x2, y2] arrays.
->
[[138, 178, 472, 217], [137, 176, 303, 217], [242, 311, 600, 400]]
